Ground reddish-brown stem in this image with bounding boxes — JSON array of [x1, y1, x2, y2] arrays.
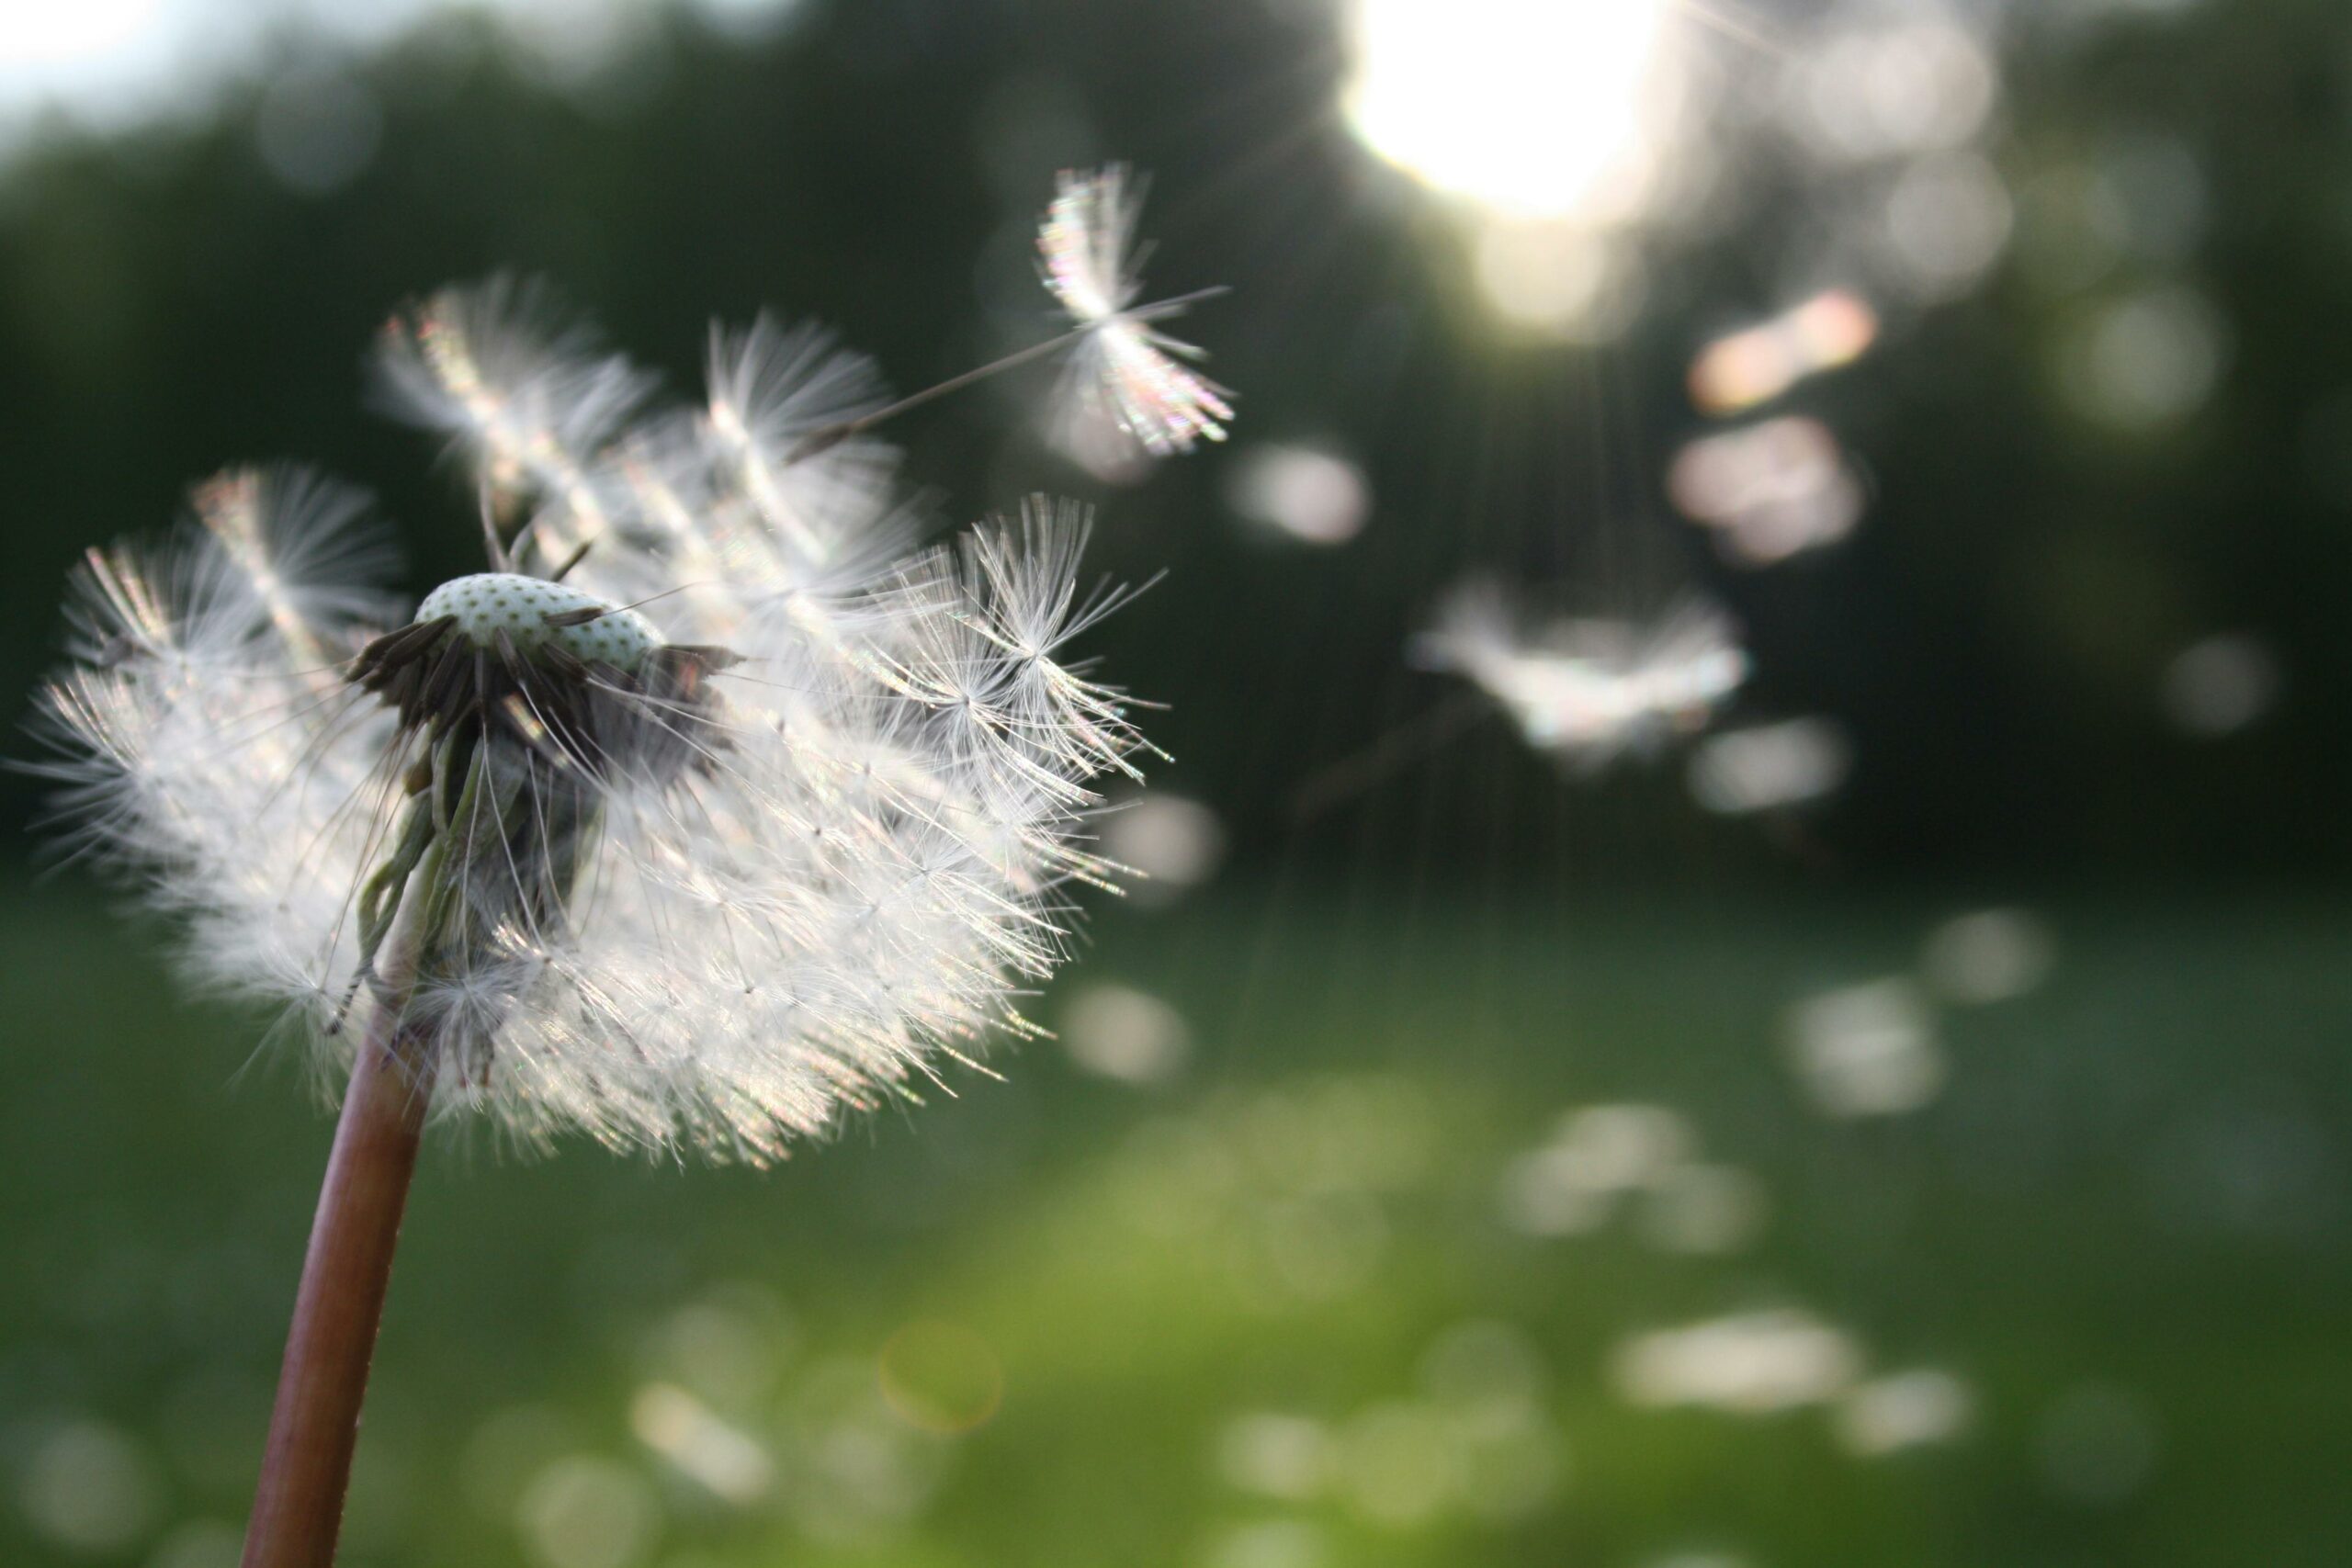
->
[[242, 1019, 434, 1568]]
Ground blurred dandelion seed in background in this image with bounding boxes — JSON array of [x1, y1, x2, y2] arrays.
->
[[1498, 1116, 1677, 1240], [780, 1356, 952, 1540], [1224, 443, 1371, 546], [1551, 1103, 1694, 1186], [1669, 416, 1866, 567], [514, 1455, 658, 1568], [1783, 978, 1946, 1118], [18, 1418, 161, 1555], [1340, 1402, 1464, 1526], [1879, 151, 2016, 301], [640, 1290, 793, 1409], [1098, 791, 1227, 906], [1921, 908, 2056, 1006], [253, 67, 383, 195], [2060, 282, 2230, 432], [628, 1383, 774, 1505], [1834, 1368, 1974, 1456], [1688, 718, 1853, 815], [1612, 1308, 1863, 1415], [1785, 16, 1997, 165], [1498, 1102, 1770, 1246], [1415, 583, 1747, 771], [1217, 1412, 1333, 1500], [2160, 633, 2280, 739], [1207, 1519, 1329, 1568], [1636, 1161, 1770, 1256], [1058, 980, 1192, 1086]]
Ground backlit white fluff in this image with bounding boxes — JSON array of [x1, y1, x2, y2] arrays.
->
[[1415, 580, 1749, 770], [37, 284, 1170, 1164], [1038, 164, 1234, 457]]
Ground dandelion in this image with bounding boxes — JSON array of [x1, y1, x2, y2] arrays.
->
[[1412, 580, 1748, 769], [34, 174, 1227, 1562], [1038, 164, 1234, 457]]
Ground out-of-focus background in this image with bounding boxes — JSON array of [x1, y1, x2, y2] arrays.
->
[[3, 1, 2348, 1565]]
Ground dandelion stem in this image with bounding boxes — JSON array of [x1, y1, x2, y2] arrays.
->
[[786, 328, 1083, 463], [783, 287, 1227, 464], [242, 1010, 435, 1568]]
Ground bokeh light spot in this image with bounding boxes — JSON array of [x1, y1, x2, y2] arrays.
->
[[878, 1320, 1004, 1435]]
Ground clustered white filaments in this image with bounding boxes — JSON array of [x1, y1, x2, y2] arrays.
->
[[1414, 581, 1750, 770], [1039, 164, 1235, 457], [37, 224, 1197, 1159]]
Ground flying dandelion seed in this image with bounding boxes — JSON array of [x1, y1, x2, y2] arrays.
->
[[1038, 164, 1234, 459], [1413, 581, 1747, 770], [35, 170, 1226, 1559]]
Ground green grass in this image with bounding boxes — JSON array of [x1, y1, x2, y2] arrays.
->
[[0, 883, 2344, 1567]]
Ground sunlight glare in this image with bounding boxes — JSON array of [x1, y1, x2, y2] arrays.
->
[[0, 0, 164, 76], [1345, 0, 1681, 224]]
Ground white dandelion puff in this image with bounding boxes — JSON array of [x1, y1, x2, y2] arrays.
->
[[1413, 580, 1748, 770], [42, 196, 1232, 1562], [370, 273, 658, 570], [1038, 164, 1235, 457], [36, 283, 1167, 1168], [700, 315, 905, 576]]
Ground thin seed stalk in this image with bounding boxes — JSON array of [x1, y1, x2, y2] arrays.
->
[[242, 746, 491, 1568], [240, 1005, 433, 1568]]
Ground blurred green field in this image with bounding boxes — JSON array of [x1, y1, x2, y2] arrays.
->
[[1, 882, 2345, 1568]]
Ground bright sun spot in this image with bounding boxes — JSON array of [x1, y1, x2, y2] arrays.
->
[[0, 0, 166, 74], [1345, 0, 1682, 224]]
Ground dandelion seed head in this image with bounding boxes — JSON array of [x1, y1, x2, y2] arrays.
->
[[413, 573, 659, 670], [38, 276, 1177, 1165]]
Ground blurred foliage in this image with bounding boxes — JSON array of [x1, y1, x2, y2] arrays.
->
[[0, 0, 2348, 882]]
